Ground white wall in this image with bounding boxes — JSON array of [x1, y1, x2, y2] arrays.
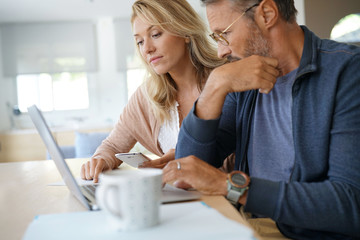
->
[[90, 18, 128, 126], [295, 0, 306, 25], [0, 28, 16, 131], [0, 29, 6, 131]]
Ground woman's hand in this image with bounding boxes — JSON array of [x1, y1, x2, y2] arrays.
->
[[80, 157, 111, 183], [139, 149, 175, 169]]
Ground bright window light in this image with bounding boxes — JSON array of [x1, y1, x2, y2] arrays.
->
[[331, 13, 360, 43], [126, 54, 146, 100], [16, 72, 89, 112], [126, 69, 146, 100]]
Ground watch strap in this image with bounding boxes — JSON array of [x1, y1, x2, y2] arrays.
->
[[226, 171, 250, 207], [227, 187, 242, 205], [226, 181, 247, 205]]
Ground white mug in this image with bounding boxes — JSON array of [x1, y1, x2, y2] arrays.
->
[[96, 168, 162, 231]]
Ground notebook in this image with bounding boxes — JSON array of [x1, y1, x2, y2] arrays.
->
[[27, 105, 201, 211]]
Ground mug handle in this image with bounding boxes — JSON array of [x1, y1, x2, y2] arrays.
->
[[96, 185, 123, 218]]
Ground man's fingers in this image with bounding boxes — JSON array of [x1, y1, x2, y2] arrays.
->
[[264, 64, 280, 79], [259, 70, 278, 93], [261, 56, 279, 68]]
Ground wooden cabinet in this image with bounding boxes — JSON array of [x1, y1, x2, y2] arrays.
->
[[0, 132, 47, 162], [0, 127, 112, 162]]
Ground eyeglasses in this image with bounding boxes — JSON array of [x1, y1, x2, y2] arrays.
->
[[209, 3, 260, 46]]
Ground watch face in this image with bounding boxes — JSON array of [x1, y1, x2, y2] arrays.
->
[[229, 171, 250, 188], [232, 174, 246, 186]]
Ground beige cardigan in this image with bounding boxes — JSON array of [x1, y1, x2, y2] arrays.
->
[[92, 85, 234, 172], [92, 85, 163, 169]]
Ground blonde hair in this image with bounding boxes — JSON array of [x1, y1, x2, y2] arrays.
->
[[131, 0, 225, 123]]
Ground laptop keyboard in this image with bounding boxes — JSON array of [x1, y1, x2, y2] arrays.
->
[[81, 184, 98, 198]]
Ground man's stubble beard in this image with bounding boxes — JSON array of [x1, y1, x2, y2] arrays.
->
[[244, 20, 271, 58], [226, 20, 271, 63]]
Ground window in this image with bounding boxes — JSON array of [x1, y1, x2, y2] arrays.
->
[[1, 21, 96, 113], [127, 69, 146, 100], [17, 72, 89, 112], [126, 55, 146, 99], [331, 13, 360, 43], [113, 18, 147, 99]]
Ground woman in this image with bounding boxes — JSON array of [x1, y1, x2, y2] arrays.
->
[[81, 0, 225, 182]]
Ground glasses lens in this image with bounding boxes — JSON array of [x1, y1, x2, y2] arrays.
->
[[219, 35, 229, 46], [210, 33, 229, 46]]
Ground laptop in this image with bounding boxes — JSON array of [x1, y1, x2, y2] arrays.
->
[[27, 105, 201, 211]]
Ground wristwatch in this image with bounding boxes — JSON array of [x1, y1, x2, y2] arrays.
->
[[226, 171, 250, 206]]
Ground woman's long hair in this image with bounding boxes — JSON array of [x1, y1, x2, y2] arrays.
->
[[131, 0, 225, 123]]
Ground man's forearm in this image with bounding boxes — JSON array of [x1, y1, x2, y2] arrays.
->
[[195, 71, 229, 120]]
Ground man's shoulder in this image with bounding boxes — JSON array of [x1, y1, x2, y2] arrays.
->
[[302, 25, 360, 58], [319, 39, 360, 57], [314, 39, 360, 74]]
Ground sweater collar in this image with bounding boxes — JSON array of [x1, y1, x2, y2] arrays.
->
[[296, 25, 319, 78]]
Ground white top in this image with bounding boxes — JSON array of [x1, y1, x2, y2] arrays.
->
[[158, 102, 180, 154]]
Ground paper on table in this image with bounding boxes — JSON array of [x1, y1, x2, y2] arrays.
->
[[23, 202, 257, 240]]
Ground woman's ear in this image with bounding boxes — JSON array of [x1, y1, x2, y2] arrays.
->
[[185, 36, 190, 43], [255, 0, 279, 30]]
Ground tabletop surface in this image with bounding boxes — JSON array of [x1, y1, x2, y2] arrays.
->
[[0, 159, 288, 240]]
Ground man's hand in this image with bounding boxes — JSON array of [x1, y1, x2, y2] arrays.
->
[[80, 157, 110, 183], [139, 149, 175, 169], [162, 155, 228, 195], [220, 55, 279, 94], [196, 55, 279, 120]]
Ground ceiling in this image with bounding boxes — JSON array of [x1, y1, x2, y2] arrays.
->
[[0, 0, 204, 23]]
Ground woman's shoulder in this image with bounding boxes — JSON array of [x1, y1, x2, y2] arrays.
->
[[128, 83, 148, 105], [125, 83, 156, 119]]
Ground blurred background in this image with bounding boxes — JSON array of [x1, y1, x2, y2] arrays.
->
[[0, 0, 359, 162]]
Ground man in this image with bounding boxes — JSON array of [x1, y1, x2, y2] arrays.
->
[[162, 0, 360, 239]]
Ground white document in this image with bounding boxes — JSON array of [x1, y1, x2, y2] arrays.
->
[[23, 202, 256, 240]]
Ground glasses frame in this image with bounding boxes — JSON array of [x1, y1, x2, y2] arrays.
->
[[209, 3, 260, 46]]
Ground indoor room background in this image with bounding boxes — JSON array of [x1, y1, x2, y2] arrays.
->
[[0, 0, 359, 162]]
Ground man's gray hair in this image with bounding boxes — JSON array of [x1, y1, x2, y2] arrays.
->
[[200, 0, 297, 23]]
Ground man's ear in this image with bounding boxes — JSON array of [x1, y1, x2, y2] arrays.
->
[[255, 0, 279, 30]]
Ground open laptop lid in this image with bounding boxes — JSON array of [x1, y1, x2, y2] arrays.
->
[[28, 105, 201, 207], [27, 105, 95, 210]]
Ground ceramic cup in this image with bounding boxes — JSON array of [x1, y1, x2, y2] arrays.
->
[[96, 168, 162, 231]]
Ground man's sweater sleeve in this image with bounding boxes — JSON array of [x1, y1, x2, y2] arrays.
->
[[175, 101, 223, 167], [176, 94, 239, 167]]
